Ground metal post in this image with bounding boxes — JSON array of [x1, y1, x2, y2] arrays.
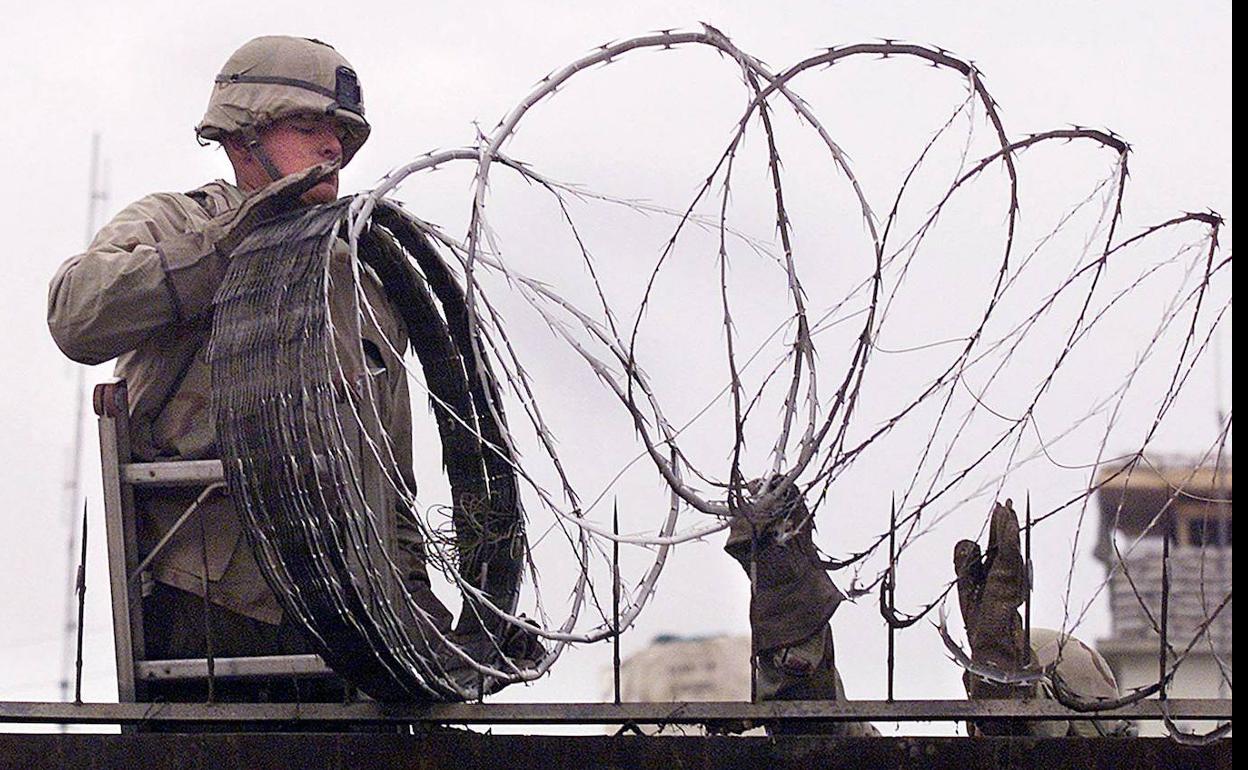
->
[[749, 535, 758, 704], [1159, 517, 1171, 701], [1024, 494, 1032, 668], [887, 496, 896, 702], [73, 501, 89, 705], [612, 502, 621, 706]]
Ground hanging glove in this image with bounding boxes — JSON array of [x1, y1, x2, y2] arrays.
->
[[724, 476, 845, 654]]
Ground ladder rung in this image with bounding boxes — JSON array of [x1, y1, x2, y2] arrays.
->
[[136, 654, 331, 681], [122, 460, 225, 487]]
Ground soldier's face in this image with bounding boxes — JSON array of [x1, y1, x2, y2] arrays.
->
[[256, 114, 345, 203]]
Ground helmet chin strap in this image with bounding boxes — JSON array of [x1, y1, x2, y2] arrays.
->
[[239, 126, 284, 183]]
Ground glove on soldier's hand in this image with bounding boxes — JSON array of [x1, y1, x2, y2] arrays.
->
[[158, 161, 340, 321], [444, 613, 547, 695], [954, 499, 1034, 731]]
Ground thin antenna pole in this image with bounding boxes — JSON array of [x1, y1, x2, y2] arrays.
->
[[60, 133, 106, 709], [612, 501, 621, 706], [83, 133, 105, 246], [887, 495, 896, 702]]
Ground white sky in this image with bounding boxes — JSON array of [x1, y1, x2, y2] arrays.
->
[[0, 0, 1231, 734]]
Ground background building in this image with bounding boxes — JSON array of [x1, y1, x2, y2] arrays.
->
[[609, 634, 753, 734], [1095, 458, 1232, 736], [616, 634, 751, 702]]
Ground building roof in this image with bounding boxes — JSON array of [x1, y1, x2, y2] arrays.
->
[[1094, 457, 1232, 563]]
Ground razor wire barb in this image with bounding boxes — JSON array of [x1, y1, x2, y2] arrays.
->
[[217, 27, 1229, 731]]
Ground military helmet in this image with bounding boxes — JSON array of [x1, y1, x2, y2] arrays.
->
[[196, 36, 370, 164]]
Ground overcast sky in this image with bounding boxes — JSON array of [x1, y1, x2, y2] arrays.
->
[[0, 0, 1231, 734]]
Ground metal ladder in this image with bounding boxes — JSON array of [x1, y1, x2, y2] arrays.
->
[[93, 378, 332, 704]]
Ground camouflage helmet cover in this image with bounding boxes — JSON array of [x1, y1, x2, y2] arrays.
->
[[197, 36, 370, 164]]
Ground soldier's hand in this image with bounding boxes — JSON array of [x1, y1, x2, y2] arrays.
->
[[214, 160, 340, 257], [156, 161, 341, 322]]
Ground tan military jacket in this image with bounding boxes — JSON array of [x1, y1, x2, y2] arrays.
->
[[48, 181, 424, 625]]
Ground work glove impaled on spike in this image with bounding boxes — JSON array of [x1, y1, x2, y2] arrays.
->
[[724, 476, 845, 654], [954, 499, 1034, 733]]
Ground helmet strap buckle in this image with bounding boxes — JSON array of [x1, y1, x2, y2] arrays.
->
[[240, 126, 284, 183]]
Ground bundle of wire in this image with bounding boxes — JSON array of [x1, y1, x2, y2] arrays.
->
[[210, 200, 532, 700]]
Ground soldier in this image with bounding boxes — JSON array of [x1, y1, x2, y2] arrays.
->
[[48, 36, 453, 703]]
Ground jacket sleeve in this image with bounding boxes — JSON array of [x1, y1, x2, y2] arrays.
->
[[47, 192, 228, 365]]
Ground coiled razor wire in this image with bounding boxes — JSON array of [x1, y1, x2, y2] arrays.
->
[[211, 201, 531, 700], [207, 27, 1228, 722]]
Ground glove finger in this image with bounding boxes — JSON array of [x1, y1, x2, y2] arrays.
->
[[985, 501, 1026, 606], [953, 539, 983, 582], [223, 161, 341, 250], [253, 160, 340, 209], [985, 500, 1011, 554], [953, 539, 984, 625]]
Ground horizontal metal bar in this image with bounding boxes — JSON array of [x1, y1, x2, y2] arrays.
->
[[0, 699, 1231, 726], [137, 654, 332, 681], [122, 460, 224, 486]]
